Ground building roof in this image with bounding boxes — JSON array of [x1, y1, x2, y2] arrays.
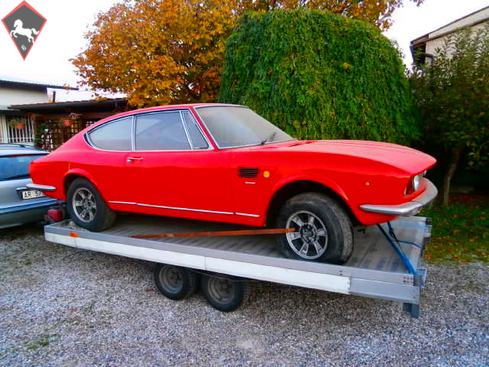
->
[[0, 75, 78, 90], [411, 6, 489, 47], [11, 98, 127, 115]]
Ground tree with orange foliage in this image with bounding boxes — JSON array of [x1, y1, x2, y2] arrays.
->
[[243, 0, 422, 29], [73, 0, 422, 107]]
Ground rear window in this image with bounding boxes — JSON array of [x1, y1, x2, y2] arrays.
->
[[0, 154, 45, 181]]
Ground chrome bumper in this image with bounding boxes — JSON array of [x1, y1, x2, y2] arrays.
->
[[26, 183, 57, 192], [360, 179, 438, 216]]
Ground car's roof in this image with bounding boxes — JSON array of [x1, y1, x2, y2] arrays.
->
[[0, 144, 47, 157], [90, 103, 247, 129], [124, 103, 244, 115]]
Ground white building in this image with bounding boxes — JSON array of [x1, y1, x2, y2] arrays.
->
[[410, 6, 489, 65], [0, 76, 70, 145]]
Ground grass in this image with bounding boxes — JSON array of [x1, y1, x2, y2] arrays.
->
[[25, 334, 59, 350], [421, 193, 489, 263]]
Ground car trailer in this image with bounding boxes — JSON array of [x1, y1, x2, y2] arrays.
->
[[44, 215, 431, 317]]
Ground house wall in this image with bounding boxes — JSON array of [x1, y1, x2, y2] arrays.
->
[[0, 86, 48, 106], [0, 115, 6, 143], [430, 7, 489, 39], [426, 21, 489, 55], [0, 85, 48, 144]]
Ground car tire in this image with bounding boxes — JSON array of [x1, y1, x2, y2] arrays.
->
[[276, 193, 354, 264], [154, 264, 198, 300], [67, 177, 116, 232], [200, 274, 250, 312]]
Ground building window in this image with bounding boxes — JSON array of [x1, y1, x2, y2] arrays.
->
[[3, 116, 35, 144], [6, 116, 34, 144]]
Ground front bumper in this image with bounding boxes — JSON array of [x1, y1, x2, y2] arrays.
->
[[359, 179, 438, 216]]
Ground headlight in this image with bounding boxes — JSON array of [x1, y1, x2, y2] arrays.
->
[[412, 174, 421, 192], [406, 173, 424, 194]]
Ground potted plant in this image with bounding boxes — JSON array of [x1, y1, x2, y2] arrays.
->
[[8, 118, 26, 130], [60, 119, 72, 127]]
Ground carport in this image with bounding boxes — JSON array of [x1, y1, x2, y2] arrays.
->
[[11, 99, 128, 151]]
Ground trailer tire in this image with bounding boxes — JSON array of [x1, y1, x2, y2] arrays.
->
[[154, 264, 198, 300], [276, 192, 354, 264], [201, 274, 250, 312], [67, 178, 116, 232]]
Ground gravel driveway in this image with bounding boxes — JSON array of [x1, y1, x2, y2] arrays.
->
[[1, 225, 488, 367]]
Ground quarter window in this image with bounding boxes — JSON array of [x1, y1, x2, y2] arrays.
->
[[88, 117, 132, 151], [182, 111, 208, 149], [135, 111, 190, 151]]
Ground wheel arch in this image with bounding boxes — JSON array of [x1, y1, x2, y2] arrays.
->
[[266, 179, 358, 227], [63, 169, 99, 196]]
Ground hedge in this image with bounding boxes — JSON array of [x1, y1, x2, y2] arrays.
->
[[219, 9, 418, 143]]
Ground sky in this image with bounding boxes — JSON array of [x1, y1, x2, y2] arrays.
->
[[0, 0, 488, 102]]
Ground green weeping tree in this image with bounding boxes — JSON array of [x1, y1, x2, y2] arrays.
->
[[410, 25, 489, 205], [219, 9, 419, 145]]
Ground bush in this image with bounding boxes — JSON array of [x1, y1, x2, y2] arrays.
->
[[410, 25, 489, 202], [219, 9, 418, 144]]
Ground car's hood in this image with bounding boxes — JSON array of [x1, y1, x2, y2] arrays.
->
[[265, 140, 436, 174]]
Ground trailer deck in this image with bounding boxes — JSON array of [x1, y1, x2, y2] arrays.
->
[[44, 215, 431, 317]]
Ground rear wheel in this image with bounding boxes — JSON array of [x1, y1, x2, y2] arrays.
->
[[276, 193, 353, 264], [67, 178, 116, 231], [201, 274, 250, 312]]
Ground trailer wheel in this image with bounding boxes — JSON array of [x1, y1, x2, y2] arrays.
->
[[154, 264, 198, 300], [276, 192, 354, 264], [67, 178, 116, 232], [201, 274, 250, 312]]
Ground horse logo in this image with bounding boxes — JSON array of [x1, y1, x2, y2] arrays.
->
[[2, 1, 47, 60], [10, 19, 39, 43]]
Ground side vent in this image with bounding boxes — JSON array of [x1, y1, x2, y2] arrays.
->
[[239, 167, 259, 178]]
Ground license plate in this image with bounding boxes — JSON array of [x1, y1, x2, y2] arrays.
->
[[22, 189, 45, 200]]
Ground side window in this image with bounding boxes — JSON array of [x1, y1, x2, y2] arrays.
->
[[88, 117, 132, 151], [135, 111, 190, 151], [182, 111, 209, 149]]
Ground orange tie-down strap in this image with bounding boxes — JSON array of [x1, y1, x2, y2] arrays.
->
[[131, 228, 295, 239]]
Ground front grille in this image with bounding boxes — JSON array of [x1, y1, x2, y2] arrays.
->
[[239, 167, 259, 178]]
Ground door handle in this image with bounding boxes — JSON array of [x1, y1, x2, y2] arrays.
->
[[127, 157, 143, 163]]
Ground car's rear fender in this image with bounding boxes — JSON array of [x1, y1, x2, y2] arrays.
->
[[63, 169, 102, 200]]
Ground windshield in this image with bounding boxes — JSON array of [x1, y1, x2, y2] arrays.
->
[[196, 106, 294, 148], [0, 154, 45, 181]]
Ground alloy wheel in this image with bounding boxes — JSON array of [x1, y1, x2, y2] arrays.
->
[[72, 187, 97, 223], [285, 210, 328, 260]]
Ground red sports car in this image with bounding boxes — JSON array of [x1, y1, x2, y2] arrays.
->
[[29, 104, 437, 264]]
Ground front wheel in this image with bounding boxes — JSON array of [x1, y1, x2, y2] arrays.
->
[[66, 178, 116, 232], [276, 193, 354, 264], [154, 264, 198, 300]]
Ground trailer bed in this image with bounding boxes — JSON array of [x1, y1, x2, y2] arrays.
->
[[44, 215, 431, 316]]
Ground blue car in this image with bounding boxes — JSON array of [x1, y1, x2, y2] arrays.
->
[[0, 144, 61, 229]]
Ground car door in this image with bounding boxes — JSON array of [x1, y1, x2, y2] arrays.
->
[[84, 116, 135, 204], [128, 109, 233, 216]]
